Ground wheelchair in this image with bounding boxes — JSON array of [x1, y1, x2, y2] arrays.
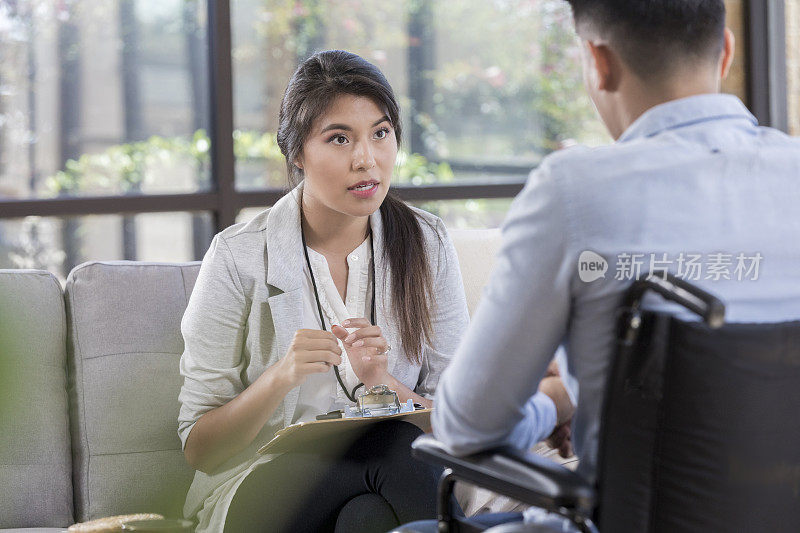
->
[[403, 274, 800, 532]]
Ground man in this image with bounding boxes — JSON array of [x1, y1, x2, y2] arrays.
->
[[407, 0, 800, 530]]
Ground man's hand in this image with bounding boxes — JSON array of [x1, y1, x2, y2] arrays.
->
[[539, 373, 575, 458], [545, 359, 560, 377], [538, 376, 575, 426], [546, 420, 573, 458]]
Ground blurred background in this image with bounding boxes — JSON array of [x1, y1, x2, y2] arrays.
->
[[0, 0, 797, 281]]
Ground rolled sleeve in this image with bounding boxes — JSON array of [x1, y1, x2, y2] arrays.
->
[[507, 392, 558, 450], [178, 234, 250, 450], [432, 163, 572, 455], [416, 218, 471, 398]]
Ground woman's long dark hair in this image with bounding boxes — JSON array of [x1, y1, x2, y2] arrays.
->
[[277, 50, 436, 365]]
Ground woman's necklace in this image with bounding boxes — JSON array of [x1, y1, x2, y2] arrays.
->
[[300, 218, 376, 403]]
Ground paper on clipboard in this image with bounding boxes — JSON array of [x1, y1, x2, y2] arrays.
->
[[257, 408, 432, 455]]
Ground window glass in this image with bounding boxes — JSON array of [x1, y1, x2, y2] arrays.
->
[[409, 199, 514, 230], [236, 206, 269, 224], [0, 1, 210, 200], [0, 211, 213, 280]]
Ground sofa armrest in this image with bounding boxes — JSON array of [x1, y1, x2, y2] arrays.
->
[[411, 435, 595, 516]]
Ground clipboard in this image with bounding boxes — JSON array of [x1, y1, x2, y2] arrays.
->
[[257, 408, 432, 455]]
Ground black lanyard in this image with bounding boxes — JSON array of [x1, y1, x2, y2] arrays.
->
[[300, 220, 376, 402]]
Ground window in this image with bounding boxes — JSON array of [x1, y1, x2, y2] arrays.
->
[[0, 0, 212, 274], [0, 0, 792, 274]]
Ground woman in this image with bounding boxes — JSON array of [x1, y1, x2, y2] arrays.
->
[[177, 50, 470, 532]]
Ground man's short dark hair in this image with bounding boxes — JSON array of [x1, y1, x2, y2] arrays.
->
[[566, 0, 727, 80]]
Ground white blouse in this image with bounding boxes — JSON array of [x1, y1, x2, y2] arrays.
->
[[293, 235, 374, 423]]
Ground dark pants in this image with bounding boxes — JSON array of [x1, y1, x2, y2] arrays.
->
[[223, 420, 443, 533]]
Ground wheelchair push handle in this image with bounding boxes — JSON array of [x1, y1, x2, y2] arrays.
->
[[624, 273, 725, 328]]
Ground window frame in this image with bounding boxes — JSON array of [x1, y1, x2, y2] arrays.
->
[[746, 0, 789, 132]]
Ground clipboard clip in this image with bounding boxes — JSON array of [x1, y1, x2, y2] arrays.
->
[[348, 384, 415, 418], [315, 385, 426, 420]]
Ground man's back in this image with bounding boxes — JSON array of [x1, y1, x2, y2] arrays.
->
[[553, 93, 800, 478], [433, 93, 800, 485]]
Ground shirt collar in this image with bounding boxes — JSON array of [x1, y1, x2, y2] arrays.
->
[[266, 181, 384, 293], [618, 93, 757, 143], [305, 234, 371, 265]]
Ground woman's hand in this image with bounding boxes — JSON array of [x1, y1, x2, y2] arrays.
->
[[277, 329, 342, 388], [185, 330, 340, 473], [331, 318, 390, 387]]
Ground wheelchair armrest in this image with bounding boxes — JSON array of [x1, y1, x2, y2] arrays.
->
[[412, 435, 595, 515]]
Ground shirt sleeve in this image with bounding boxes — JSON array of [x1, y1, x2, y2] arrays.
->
[[416, 218, 471, 398], [507, 392, 559, 449], [432, 162, 573, 454], [177, 234, 250, 450]]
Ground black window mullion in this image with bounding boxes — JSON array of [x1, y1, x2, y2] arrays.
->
[[390, 182, 526, 202], [746, 0, 788, 132], [231, 181, 527, 211], [56, 7, 82, 272], [120, 0, 143, 261], [407, 1, 436, 158], [0, 193, 218, 218], [184, 0, 212, 259], [208, 0, 236, 232]]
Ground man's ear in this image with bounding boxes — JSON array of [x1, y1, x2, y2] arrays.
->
[[720, 27, 735, 79], [586, 40, 620, 92]]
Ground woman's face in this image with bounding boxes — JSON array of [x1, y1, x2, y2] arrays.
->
[[297, 94, 397, 219]]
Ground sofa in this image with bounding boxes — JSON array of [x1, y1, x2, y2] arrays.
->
[[0, 228, 502, 532]]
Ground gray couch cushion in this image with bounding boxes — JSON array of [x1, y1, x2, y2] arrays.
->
[[0, 270, 73, 529], [65, 262, 199, 522], [449, 229, 501, 316]]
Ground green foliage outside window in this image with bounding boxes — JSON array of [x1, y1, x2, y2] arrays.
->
[[44, 130, 453, 196]]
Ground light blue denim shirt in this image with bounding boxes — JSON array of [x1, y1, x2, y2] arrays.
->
[[432, 94, 800, 492]]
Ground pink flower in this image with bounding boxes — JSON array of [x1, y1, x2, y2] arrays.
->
[[372, 50, 387, 64], [292, 2, 308, 16], [484, 66, 506, 88]]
